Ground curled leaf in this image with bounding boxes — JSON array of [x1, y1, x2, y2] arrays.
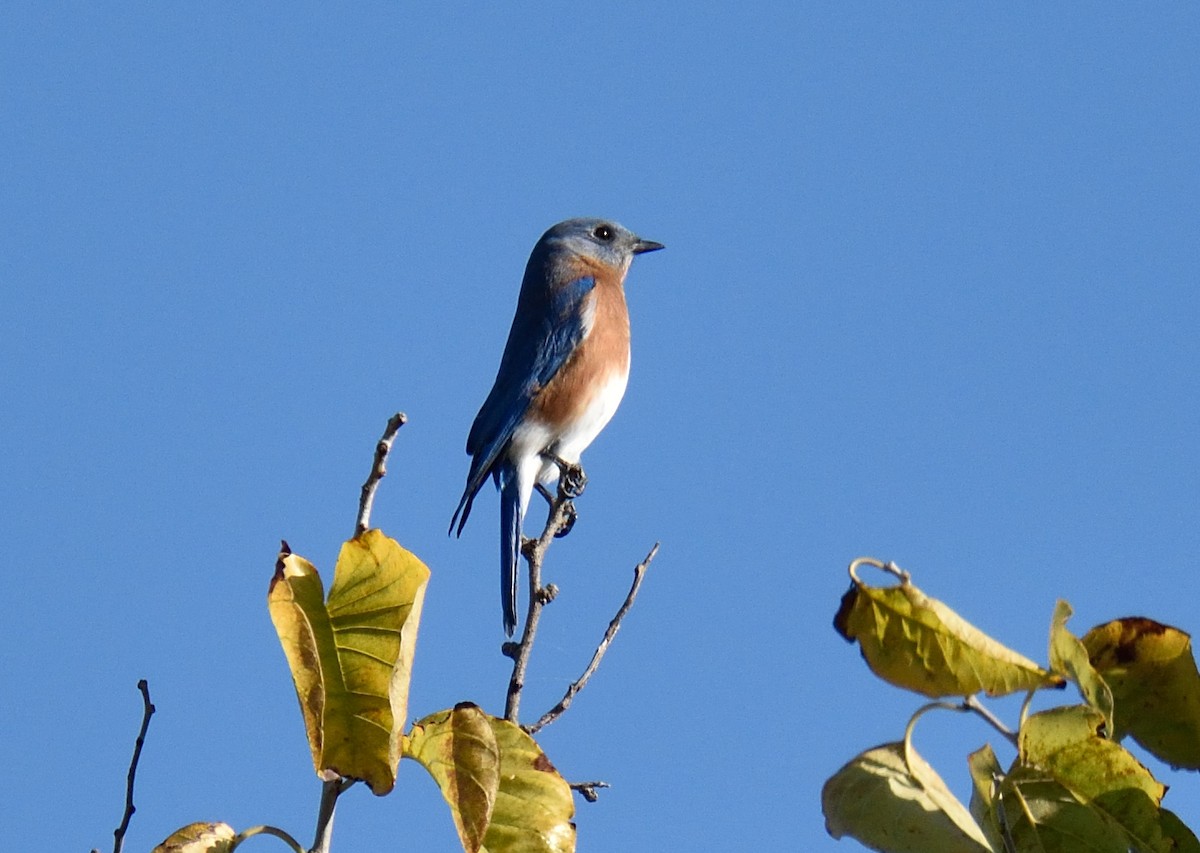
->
[[152, 822, 236, 853], [822, 741, 992, 852], [1048, 600, 1114, 734], [404, 706, 575, 853], [835, 560, 1062, 697], [1082, 617, 1200, 770], [403, 704, 500, 853], [268, 529, 430, 794]]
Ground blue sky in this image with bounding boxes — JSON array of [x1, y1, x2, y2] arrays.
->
[[3, 4, 1198, 851]]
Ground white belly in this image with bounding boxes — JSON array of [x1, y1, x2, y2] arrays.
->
[[549, 367, 629, 467]]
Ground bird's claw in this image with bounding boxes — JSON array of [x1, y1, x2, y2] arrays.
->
[[559, 463, 587, 499], [555, 500, 577, 538]]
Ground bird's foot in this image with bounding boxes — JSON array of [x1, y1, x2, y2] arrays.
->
[[554, 500, 577, 538], [559, 462, 587, 499]]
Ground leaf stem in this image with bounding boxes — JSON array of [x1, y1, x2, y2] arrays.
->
[[230, 825, 306, 853]]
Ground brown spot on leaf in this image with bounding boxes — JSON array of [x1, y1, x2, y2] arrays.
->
[[833, 584, 859, 641], [1115, 617, 1168, 664], [533, 753, 557, 773]]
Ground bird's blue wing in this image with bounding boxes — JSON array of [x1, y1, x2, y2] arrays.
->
[[450, 275, 595, 535]]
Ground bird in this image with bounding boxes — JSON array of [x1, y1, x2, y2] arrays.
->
[[450, 217, 664, 635]]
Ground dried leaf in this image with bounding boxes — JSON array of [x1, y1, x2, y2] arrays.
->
[[152, 822, 236, 853], [403, 704, 500, 853], [1083, 617, 1200, 770], [268, 529, 430, 794], [835, 570, 1061, 698], [404, 707, 576, 853], [822, 741, 991, 852]]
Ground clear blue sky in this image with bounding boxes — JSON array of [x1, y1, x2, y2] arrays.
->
[[3, 5, 1198, 851]]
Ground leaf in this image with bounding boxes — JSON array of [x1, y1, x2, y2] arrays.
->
[[822, 741, 992, 852], [1048, 600, 1114, 734], [966, 745, 1007, 852], [482, 715, 576, 853], [1019, 705, 1164, 803], [1082, 617, 1200, 770], [268, 529, 430, 795], [834, 569, 1062, 698], [152, 822, 236, 853], [996, 768, 1132, 853], [1018, 705, 1193, 852], [403, 704, 500, 853], [404, 707, 576, 853]]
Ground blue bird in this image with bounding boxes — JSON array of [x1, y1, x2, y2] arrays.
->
[[451, 218, 664, 635]]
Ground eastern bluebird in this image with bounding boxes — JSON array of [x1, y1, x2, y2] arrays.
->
[[450, 218, 664, 635]]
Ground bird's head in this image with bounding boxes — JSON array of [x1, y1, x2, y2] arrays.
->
[[537, 218, 664, 275]]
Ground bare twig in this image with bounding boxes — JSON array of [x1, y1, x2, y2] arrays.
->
[[569, 780, 611, 803], [503, 480, 576, 723], [356, 412, 407, 536], [528, 544, 658, 734], [111, 679, 155, 853]]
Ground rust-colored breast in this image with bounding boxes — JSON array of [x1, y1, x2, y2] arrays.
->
[[532, 265, 631, 428]]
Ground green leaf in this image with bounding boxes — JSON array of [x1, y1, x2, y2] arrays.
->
[[1019, 705, 1164, 803], [834, 570, 1062, 698], [996, 767, 1131, 853], [1082, 617, 1200, 770], [1048, 600, 1114, 734], [268, 529, 430, 795], [1017, 705, 1194, 852], [966, 745, 1007, 852], [405, 707, 576, 853], [822, 741, 992, 852], [403, 704, 500, 853], [152, 822, 236, 853]]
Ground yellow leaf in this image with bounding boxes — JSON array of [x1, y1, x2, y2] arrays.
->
[[1048, 600, 1114, 734], [482, 715, 576, 853], [268, 529, 430, 795], [994, 768, 1132, 853], [834, 561, 1062, 697], [822, 741, 992, 852], [1082, 617, 1200, 770], [1019, 705, 1164, 804], [404, 708, 576, 853], [1016, 705, 1198, 851], [152, 822, 236, 853], [403, 704, 500, 853]]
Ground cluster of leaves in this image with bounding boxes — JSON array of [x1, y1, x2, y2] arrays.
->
[[824, 557, 1200, 852], [154, 529, 575, 853]]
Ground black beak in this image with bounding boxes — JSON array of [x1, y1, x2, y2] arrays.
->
[[632, 238, 665, 255]]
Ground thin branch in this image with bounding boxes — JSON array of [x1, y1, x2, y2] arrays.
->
[[310, 777, 355, 853], [503, 480, 575, 723], [111, 679, 155, 853], [569, 780, 611, 803], [356, 412, 407, 536], [528, 543, 658, 734]]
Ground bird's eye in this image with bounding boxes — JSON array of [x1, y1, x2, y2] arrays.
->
[[593, 225, 614, 242]]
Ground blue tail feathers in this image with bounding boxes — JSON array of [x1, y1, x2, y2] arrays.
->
[[498, 467, 521, 635]]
